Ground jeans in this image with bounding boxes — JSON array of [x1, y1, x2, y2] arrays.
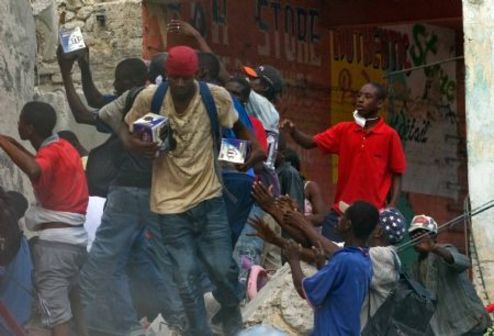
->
[[159, 196, 242, 336], [234, 205, 265, 289], [80, 187, 183, 335], [321, 210, 342, 242]]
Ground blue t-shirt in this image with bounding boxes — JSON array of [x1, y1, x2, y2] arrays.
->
[[303, 247, 372, 336]]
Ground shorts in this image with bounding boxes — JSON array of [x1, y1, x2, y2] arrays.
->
[[31, 239, 87, 327]]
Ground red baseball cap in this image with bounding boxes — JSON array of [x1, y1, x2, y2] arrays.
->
[[166, 46, 198, 77]]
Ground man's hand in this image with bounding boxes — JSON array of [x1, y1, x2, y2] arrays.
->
[[57, 45, 77, 74], [122, 132, 159, 159], [284, 209, 310, 231], [240, 147, 266, 172], [247, 216, 283, 247], [167, 19, 200, 38], [276, 195, 299, 214], [280, 119, 296, 136], [283, 240, 302, 262], [251, 181, 276, 212]]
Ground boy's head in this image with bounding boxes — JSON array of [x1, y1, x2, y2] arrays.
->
[[225, 77, 251, 105], [18, 101, 56, 141], [408, 214, 438, 253], [148, 52, 168, 83], [244, 64, 283, 104], [337, 201, 379, 242], [370, 208, 406, 246], [114, 58, 148, 96], [197, 52, 221, 85], [166, 46, 198, 102], [355, 82, 386, 118], [284, 147, 301, 172]]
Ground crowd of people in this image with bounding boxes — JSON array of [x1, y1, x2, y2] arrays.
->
[[0, 19, 492, 336]]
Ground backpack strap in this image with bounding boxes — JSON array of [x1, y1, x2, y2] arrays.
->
[[199, 81, 240, 202], [123, 86, 145, 118], [199, 81, 221, 151], [151, 82, 169, 114], [391, 250, 402, 274]]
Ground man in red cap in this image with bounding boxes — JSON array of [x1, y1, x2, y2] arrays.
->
[[124, 45, 265, 336]]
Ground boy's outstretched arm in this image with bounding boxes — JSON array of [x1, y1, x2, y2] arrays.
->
[[57, 47, 97, 125], [285, 240, 306, 299], [168, 19, 231, 83], [284, 210, 341, 257], [0, 135, 40, 180], [281, 119, 317, 149], [77, 47, 107, 108]]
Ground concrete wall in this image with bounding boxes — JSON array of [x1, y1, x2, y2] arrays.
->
[[0, 0, 37, 197], [463, 0, 494, 303], [33, 0, 143, 150]]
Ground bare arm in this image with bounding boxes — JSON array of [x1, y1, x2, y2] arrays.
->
[[285, 241, 307, 299], [0, 136, 40, 180], [57, 48, 97, 125], [168, 19, 231, 83], [305, 181, 329, 225], [284, 210, 341, 257], [281, 119, 316, 149], [251, 182, 311, 246], [233, 120, 267, 170], [388, 173, 402, 208], [77, 48, 107, 108]]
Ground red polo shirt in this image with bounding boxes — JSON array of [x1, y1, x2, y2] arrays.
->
[[313, 119, 406, 211], [32, 138, 88, 214]]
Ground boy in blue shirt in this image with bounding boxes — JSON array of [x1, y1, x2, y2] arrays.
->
[[285, 201, 378, 336]]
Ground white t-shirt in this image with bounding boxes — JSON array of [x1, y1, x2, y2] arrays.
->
[[245, 91, 280, 169], [84, 196, 106, 251], [245, 91, 279, 133]]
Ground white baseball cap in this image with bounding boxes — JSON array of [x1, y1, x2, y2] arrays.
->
[[408, 214, 438, 235]]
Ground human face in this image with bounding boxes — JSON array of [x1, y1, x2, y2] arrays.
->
[[113, 70, 134, 97], [17, 115, 31, 140], [355, 84, 383, 118], [168, 75, 196, 101], [409, 229, 435, 253], [250, 77, 267, 94]]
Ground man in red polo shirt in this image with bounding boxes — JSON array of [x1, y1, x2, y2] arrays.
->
[[282, 82, 406, 241], [0, 101, 88, 336]]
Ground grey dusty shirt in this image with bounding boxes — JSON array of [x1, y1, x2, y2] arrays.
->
[[411, 244, 491, 335]]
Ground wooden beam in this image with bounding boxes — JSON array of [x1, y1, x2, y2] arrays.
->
[[321, 0, 462, 28]]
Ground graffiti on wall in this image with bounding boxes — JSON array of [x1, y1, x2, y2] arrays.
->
[[143, 0, 328, 86], [329, 23, 460, 199]]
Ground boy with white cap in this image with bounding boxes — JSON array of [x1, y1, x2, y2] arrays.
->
[[409, 215, 491, 336]]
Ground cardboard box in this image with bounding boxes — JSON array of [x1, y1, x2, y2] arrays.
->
[[59, 26, 86, 56], [218, 138, 249, 164], [132, 113, 174, 155]]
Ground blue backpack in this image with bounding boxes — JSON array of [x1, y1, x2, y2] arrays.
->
[[151, 81, 254, 246]]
